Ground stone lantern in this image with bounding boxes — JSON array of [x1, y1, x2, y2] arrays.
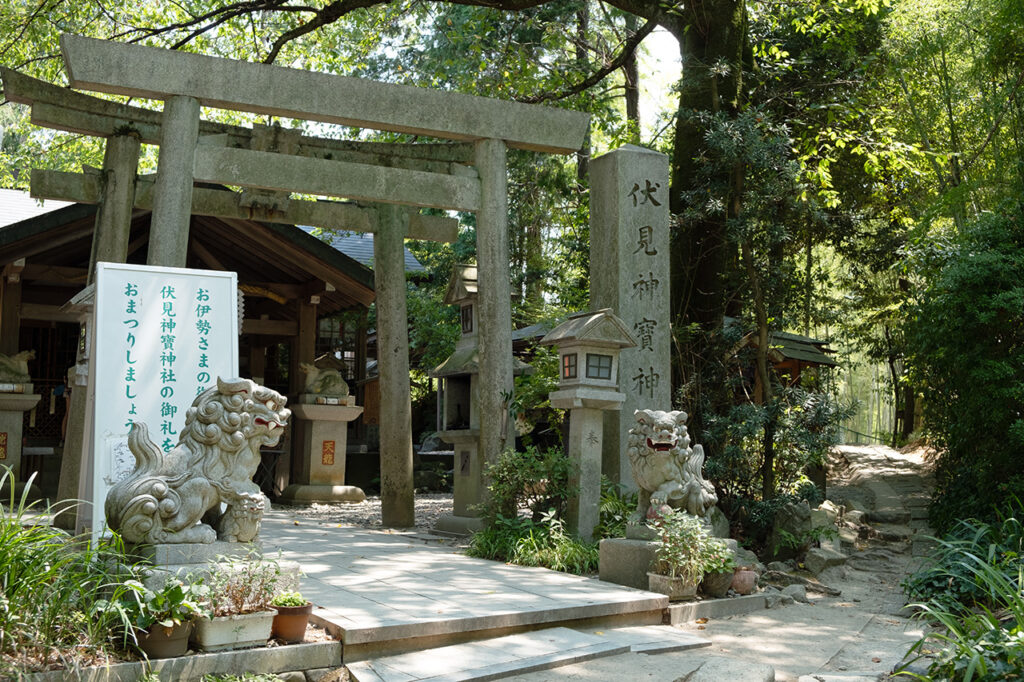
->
[[431, 264, 531, 534], [541, 309, 636, 540]]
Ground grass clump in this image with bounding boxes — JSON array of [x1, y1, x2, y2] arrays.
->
[[897, 507, 1024, 680], [467, 449, 636, 575], [0, 467, 140, 676], [468, 510, 599, 574]]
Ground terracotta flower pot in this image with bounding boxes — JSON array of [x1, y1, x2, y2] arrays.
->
[[136, 621, 193, 659], [647, 572, 698, 601], [731, 568, 758, 595], [700, 570, 734, 599], [271, 602, 313, 643]]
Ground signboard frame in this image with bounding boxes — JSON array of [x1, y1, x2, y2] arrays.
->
[[88, 262, 238, 544]]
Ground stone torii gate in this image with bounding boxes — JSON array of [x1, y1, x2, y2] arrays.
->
[[5, 35, 587, 527]]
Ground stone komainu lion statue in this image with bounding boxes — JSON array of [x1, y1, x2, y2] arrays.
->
[[105, 377, 291, 544], [299, 362, 349, 398], [627, 409, 718, 521], [0, 350, 34, 384]]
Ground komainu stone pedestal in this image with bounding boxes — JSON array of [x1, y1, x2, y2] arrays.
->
[[0, 389, 43, 498], [280, 399, 366, 504], [136, 541, 301, 592], [599, 536, 742, 591]]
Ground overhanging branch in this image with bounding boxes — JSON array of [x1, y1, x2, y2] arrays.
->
[[515, 17, 656, 104]]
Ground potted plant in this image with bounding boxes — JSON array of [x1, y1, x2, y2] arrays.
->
[[191, 552, 281, 651], [647, 508, 707, 601], [101, 578, 210, 659], [699, 538, 737, 598], [270, 590, 313, 644]]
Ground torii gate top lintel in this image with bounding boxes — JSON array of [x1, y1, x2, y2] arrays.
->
[[60, 34, 589, 155]]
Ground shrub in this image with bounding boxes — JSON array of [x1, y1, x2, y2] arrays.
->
[[475, 446, 575, 523], [203, 551, 282, 616], [704, 386, 852, 505], [906, 208, 1024, 532], [0, 467, 141, 676], [594, 476, 638, 539], [898, 530, 1024, 680], [466, 512, 599, 574]]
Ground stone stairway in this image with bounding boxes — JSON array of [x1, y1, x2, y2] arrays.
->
[[346, 625, 712, 682], [832, 445, 935, 557]]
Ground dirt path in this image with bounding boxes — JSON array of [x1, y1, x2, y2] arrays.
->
[[674, 443, 937, 681]]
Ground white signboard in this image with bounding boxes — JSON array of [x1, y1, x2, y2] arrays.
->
[[90, 262, 238, 540]]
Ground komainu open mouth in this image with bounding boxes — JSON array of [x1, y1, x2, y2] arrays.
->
[[647, 438, 675, 452]]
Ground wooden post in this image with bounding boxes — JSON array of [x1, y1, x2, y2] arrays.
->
[[474, 139, 514, 468], [0, 261, 24, 355], [147, 95, 199, 267], [374, 204, 415, 528], [249, 344, 267, 384]]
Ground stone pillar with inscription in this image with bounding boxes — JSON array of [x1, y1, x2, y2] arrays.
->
[[590, 145, 671, 488]]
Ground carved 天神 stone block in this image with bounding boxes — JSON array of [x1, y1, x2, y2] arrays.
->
[[627, 409, 718, 521], [105, 377, 290, 544]]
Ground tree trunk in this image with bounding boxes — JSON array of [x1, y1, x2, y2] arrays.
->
[[667, 0, 748, 435], [623, 13, 640, 143], [575, 4, 590, 183]]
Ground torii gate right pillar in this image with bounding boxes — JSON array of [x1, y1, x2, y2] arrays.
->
[[475, 139, 515, 472]]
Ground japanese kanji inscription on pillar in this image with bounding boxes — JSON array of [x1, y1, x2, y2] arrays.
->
[[590, 144, 671, 488]]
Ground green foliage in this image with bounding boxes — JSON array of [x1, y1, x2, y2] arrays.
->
[[98, 578, 210, 632], [475, 446, 575, 523], [897, 511, 1024, 681], [906, 208, 1024, 532], [270, 591, 308, 607], [594, 477, 638, 539], [650, 508, 715, 583], [0, 468, 140, 676], [202, 551, 282, 617], [701, 537, 737, 575], [705, 386, 853, 503], [506, 511, 600, 574], [466, 512, 599, 575], [903, 513, 1024, 608]]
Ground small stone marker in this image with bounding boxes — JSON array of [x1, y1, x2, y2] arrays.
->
[[590, 144, 671, 487]]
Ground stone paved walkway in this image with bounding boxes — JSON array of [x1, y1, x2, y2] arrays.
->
[[258, 444, 937, 681], [258, 512, 666, 662]]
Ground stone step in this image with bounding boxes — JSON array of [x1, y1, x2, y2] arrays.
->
[[346, 626, 710, 682], [865, 510, 911, 525]]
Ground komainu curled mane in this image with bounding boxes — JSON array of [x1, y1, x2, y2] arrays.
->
[[105, 377, 291, 544], [626, 409, 718, 521]]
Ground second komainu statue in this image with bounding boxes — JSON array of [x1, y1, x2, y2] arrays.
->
[[626, 409, 718, 523], [105, 377, 291, 545]]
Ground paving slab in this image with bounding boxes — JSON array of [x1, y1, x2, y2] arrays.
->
[[584, 624, 711, 654], [346, 628, 630, 682], [258, 511, 666, 661]]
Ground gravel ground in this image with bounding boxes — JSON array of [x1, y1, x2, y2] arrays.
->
[[274, 493, 457, 537]]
